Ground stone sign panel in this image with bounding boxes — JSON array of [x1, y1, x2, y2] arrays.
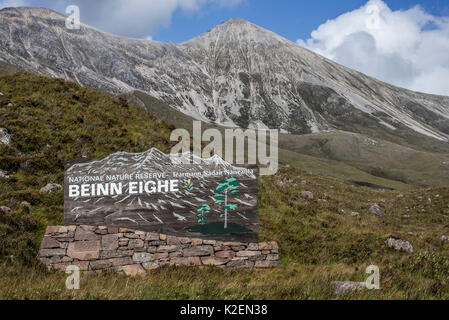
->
[[64, 148, 258, 242]]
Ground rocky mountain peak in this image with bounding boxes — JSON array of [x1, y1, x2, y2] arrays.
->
[[183, 17, 290, 48], [0, 6, 65, 19], [1, 7, 448, 142]]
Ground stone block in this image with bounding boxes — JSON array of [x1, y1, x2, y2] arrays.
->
[[169, 251, 182, 258], [128, 239, 144, 249], [108, 227, 119, 234], [124, 233, 140, 239], [153, 252, 169, 260], [157, 245, 180, 253], [215, 251, 236, 259], [236, 250, 261, 257], [39, 248, 66, 257], [259, 242, 279, 250], [201, 256, 228, 266], [182, 245, 214, 257], [90, 260, 112, 270], [102, 234, 119, 251], [166, 235, 181, 245], [223, 242, 245, 246], [100, 250, 133, 259], [108, 257, 133, 266], [266, 254, 279, 261], [191, 238, 203, 245], [247, 243, 259, 250], [45, 226, 64, 234], [132, 252, 154, 263], [74, 228, 99, 241], [178, 237, 191, 244], [67, 241, 100, 260], [145, 232, 160, 241], [227, 259, 254, 268], [40, 237, 62, 249], [170, 257, 201, 266]]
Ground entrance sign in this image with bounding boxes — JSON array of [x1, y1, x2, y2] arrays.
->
[[64, 148, 258, 242]]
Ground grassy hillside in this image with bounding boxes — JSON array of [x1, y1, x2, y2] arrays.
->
[[0, 72, 175, 265], [1, 72, 449, 299], [130, 91, 449, 191], [279, 131, 449, 188]]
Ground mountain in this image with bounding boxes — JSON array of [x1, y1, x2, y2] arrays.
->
[[1, 7, 449, 146]]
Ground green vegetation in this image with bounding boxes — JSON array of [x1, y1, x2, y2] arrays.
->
[[1, 72, 449, 299], [0, 72, 174, 266]]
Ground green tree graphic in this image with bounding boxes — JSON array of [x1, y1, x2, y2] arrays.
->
[[196, 204, 210, 224], [214, 178, 240, 229]]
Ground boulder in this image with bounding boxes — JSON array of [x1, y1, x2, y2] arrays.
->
[[201, 256, 228, 266], [277, 178, 293, 186], [386, 236, 413, 253], [369, 204, 385, 216], [0, 170, 9, 179], [20, 201, 31, 211], [441, 235, 449, 244], [301, 191, 314, 200], [0, 206, 12, 215], [332, 281, 366, 296], [0, 128, 10, 146], [142, 262, 160, 270], [40, 183, 62, 194], [122, 264, 146, 277]]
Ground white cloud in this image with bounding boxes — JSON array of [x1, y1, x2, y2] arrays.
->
[[0, 0, 29, 8], [27, 0, 244, 39], [297, 0, 449, 96]]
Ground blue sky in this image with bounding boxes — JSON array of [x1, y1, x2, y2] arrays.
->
[[5, 0, 447, 42], [155, 0, 449, 43], [1, 0, 449, 95]]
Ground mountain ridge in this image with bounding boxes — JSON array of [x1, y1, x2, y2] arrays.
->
[[1, 6, 449, 143]]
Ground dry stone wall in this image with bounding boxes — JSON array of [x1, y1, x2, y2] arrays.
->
[[39, 225, 281, 275]]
